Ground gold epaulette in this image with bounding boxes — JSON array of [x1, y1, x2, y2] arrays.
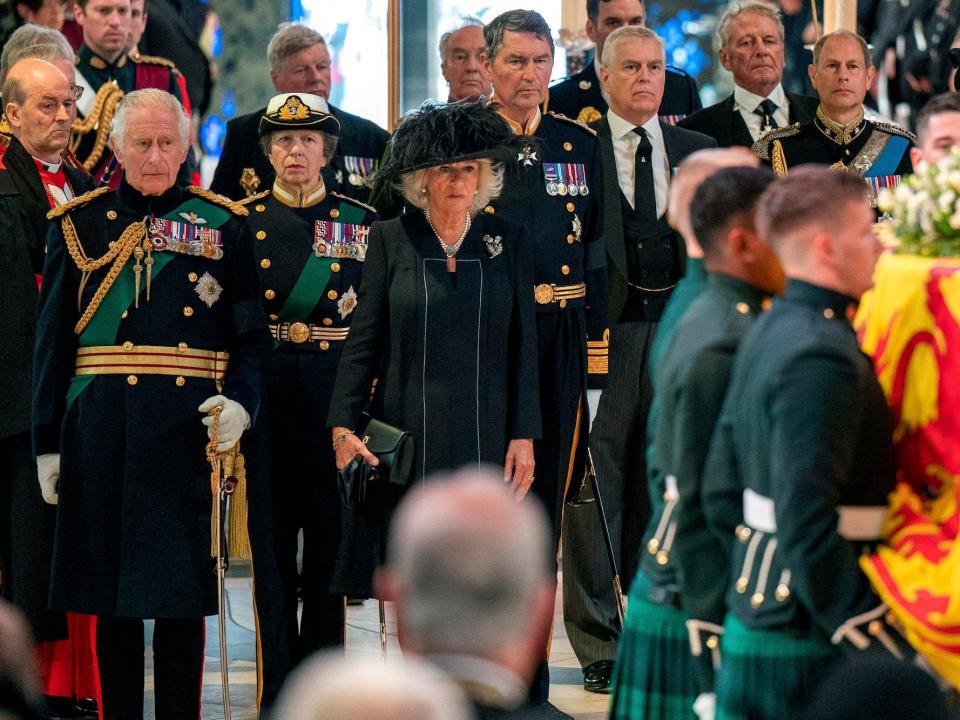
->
[[237, 188, 272, 206], [546, 110, 597, 137], [187, 185, 249, 216], [751, 122, 801, 161], [130, 53, 179, 72], [47, 186, 111, 220], [330, 191, 377, 214], [872, 120, 917, 144]]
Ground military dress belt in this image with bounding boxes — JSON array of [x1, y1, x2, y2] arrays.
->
[[75, 344, 229, 381], [742, 488, 887, 541], [269, 322, 349, 346], [534, 282, 586, 307]]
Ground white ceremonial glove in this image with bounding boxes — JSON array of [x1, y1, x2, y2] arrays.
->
[[37, 453, 60, 505], [693, 693, 716, 720], [199, 395, 250, 452], [586, 389, 603, 428]]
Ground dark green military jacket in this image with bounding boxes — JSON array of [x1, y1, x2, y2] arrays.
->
[[702, 280, 900, 651]]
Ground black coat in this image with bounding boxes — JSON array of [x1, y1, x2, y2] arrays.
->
[[0, 136, 92, 440], [678, 91, 820, 148], [33, 182, 270, 618], [547, 61, 702, 124], [595, 117, 716, 325], [210, 105, 389, 205]]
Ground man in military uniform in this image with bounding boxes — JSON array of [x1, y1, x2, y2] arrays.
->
[[619, 166, 781, 719], [481, 10, 605, 712], [70, 0, 191, 187], [560, 26, 715, 695], [678, 2, 818, 148], [546, 0, 701, 126], [910, 92, 960, 167], [752, 30, 914, 197], [33, 88, 270, 719], [211, 22, 389, 205], [439, 18, 492, 103], [241, 92, 379, 709], [702, 166, 912, 720]]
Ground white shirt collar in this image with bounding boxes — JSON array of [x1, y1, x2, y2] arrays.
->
[[733, 82, 787, 114], [607, 108, 663, 147]]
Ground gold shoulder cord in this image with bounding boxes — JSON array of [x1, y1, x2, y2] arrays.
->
[[63, 215, 146, 335], [772, 140, 788, 176], [70, 82, 125, 171]]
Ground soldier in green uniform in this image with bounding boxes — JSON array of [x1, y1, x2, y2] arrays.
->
[[752, 30, 914, 202], [609, 166, 782, 719], [241, 91, 379, 708], [702, 166, 913, 720]]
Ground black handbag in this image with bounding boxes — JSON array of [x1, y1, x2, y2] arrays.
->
[[337, 418, 414, 514], [359, 418, 414, 486]]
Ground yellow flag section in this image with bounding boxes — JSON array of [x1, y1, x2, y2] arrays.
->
[[855, 253, 960, 688]]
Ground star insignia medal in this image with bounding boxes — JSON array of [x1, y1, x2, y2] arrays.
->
[[179, 211, 207, 225], [194, 271, 223, 308], [338, 286, 358, 319], [518, 146, 538, 167], [334, 169, 344, 185], [579, 79, 592, 90], [572, 214, 582, 243], [483, 234, 503, 259]]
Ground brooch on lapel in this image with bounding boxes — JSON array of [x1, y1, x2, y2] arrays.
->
[[518, 145, 538, 167], [483, 234, 503, 259], [194, 271, 223, 308], [571, 214, 582, 243]]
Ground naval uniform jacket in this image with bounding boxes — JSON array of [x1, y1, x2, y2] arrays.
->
[[678, 91, 819, 148], [702, 280, 900, 652], [33, 181, 270, 618], [210, 105, 390, 204]]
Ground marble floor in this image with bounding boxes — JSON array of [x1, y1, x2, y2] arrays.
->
[[142, 564, 610, 720]]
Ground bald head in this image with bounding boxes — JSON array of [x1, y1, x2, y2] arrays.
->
[[667, 147, 759, 256], [3, 59, 74, 163]]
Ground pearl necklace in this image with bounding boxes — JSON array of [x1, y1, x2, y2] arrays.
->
[[426, 210, 471, 257]]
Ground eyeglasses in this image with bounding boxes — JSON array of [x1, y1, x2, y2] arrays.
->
[[70, 84, 84, 100]]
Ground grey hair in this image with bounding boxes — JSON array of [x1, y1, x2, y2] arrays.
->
[[600, 25, 665, 67], [268, 22, 326, 73], [110, 88, 190, 148], [1, 25, 74, 79], [401, 159, 504, 217], [812, 29, 871, 68], [259, 129, 339, 164], [716, 1, 784, 49], [272, 654, 473, 720], [387, 469, 552, 655], [439, 17, 485, 64], [484, 9, 554, 63]]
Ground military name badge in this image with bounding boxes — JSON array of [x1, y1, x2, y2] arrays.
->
[[314, 220, 370, 261], [148, 217, 224, 260], [344, 156, 378, 186]]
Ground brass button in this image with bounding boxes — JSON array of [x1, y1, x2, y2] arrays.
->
[[288, 322, 310, 344], [120, 310, 128, 319], [331, 262, 341, 272], [567, 234, 575, 244], [106, 210, 117, 220], [706, 635, 719, 650], [264, 289, 276, 300], [256, 230, 266, 240], [563, 141, 573, 151], [561, 264, 570, 275], [260, 258, 271, 269], [183, 306, 194, 317], [484, 205, 495, 214], [823, 308, 835, 319], [330, 209, 340, 218], [126, 375, 138, 385], [322, 317, 333, 326], [566, 202, 575, 212], [736, 525, 752, 543], [122, 341, 133, 351], [177, 342, 188, 353], [269, 313, 279, 321], [736, 302, 749, 315], [326, 289, 338, 300], [559, 299, 567, 308], [188, 272, 199, 282], [175, 376, 186, 387], [255, 204, 265, 213], [318, 340, 330, 350]]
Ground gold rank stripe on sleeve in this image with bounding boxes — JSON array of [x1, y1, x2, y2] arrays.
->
[[74, 345, 229, 381], [587, 328, 609, 375]]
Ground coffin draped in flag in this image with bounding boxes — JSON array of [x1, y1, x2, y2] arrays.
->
[[856, 253, 960, 688]]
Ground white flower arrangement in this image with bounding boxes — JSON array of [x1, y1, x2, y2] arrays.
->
[[878, 148, 960, 256]]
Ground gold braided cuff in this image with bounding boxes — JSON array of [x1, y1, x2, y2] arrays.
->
[[587, 329, 609, 375]]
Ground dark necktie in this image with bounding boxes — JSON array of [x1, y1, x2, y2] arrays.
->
[[754, 99, 779, 132], [632, 127, 657, 222]]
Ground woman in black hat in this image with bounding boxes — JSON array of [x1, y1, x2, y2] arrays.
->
[[327, 101, 542, 594], [242, 91, 380, 705]]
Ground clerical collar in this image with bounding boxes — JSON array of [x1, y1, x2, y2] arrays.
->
[[493, 102, 542, 136], [814, 106, 866, 145], [273, 178, 327, 208], [32, 156, 63, 173], [79, 44, 127, 71]]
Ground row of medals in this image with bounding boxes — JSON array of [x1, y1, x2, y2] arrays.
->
[[546, 180, 589, 197]]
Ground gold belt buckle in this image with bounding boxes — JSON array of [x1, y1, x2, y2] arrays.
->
[[288, 322, 310, 344], [534, 283, 555, 304]]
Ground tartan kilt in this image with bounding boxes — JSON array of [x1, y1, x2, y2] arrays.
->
[[716, 615, 837, 720], [609, 572, 699, 720]]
